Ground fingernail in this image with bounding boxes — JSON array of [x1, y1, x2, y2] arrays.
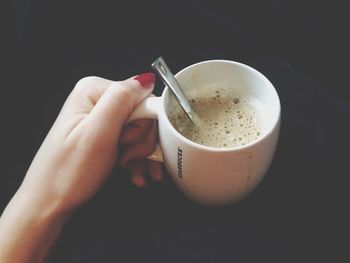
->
[[134, 72, 155, 88]]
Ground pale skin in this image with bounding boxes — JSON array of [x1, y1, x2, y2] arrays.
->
[[0, 74, 163, 263]]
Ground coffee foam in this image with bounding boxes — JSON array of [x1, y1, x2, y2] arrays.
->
[[168, 83, 261, 148]]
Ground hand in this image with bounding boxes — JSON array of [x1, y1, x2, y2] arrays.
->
[[21, 73, 163, 211], [0, 73, 163, 263]]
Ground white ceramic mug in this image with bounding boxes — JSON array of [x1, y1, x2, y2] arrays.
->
[[129, 60, 281, 205]]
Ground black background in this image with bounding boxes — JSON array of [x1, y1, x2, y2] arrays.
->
[[1, 0, 349, 262]]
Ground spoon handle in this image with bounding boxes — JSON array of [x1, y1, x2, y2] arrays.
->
[[152, 57, 196, 123]]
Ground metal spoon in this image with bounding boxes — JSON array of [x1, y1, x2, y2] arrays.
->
[[152, 57, 200, 125]]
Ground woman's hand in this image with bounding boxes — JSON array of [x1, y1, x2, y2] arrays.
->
[[23, 73, 162, 210], [21, 73, 161, 209], [0, 73, 163, 263]]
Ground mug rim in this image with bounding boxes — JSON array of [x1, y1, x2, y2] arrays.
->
[[160, 59, 281, 153]]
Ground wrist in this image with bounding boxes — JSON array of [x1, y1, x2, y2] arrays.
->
[[0, 188, 71, 263], [10, 184, 73, 221]]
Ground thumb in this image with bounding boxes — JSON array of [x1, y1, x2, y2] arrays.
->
[[86, 72, 155, 138]]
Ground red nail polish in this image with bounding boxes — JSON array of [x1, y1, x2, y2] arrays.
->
[[134, 72, 155, 88]]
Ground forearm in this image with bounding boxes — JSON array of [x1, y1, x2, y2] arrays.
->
[[0, 187, 70, 263]]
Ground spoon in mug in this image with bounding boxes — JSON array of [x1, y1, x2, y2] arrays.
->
[[152, 57, 201, 126]]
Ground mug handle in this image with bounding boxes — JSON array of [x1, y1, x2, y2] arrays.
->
[[127, 96, 164, 162]]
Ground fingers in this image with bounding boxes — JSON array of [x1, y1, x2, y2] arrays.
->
[[120, 119, 154, 144], [126, 160, 164, 188], [63, 76, 114, 115], [119, 119, 164, 188], [127, 159, 147, 188], [119, 120, 163, 188], [65, 73, 154, 118], [147, 160, 163, 181], [60, 73, 155, 143], [119, 120, 157, 167], [86, 73, 155, 138], [63, 73, 155, 148]]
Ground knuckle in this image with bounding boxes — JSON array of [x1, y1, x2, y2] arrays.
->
[[73, 76, 103, 94], [76, 76, 101, 86]]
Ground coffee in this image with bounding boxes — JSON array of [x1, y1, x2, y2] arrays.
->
[[168, 84, 261, 148]]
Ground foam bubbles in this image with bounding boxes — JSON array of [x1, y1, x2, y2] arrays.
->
[[168, 84, 262, 148]]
